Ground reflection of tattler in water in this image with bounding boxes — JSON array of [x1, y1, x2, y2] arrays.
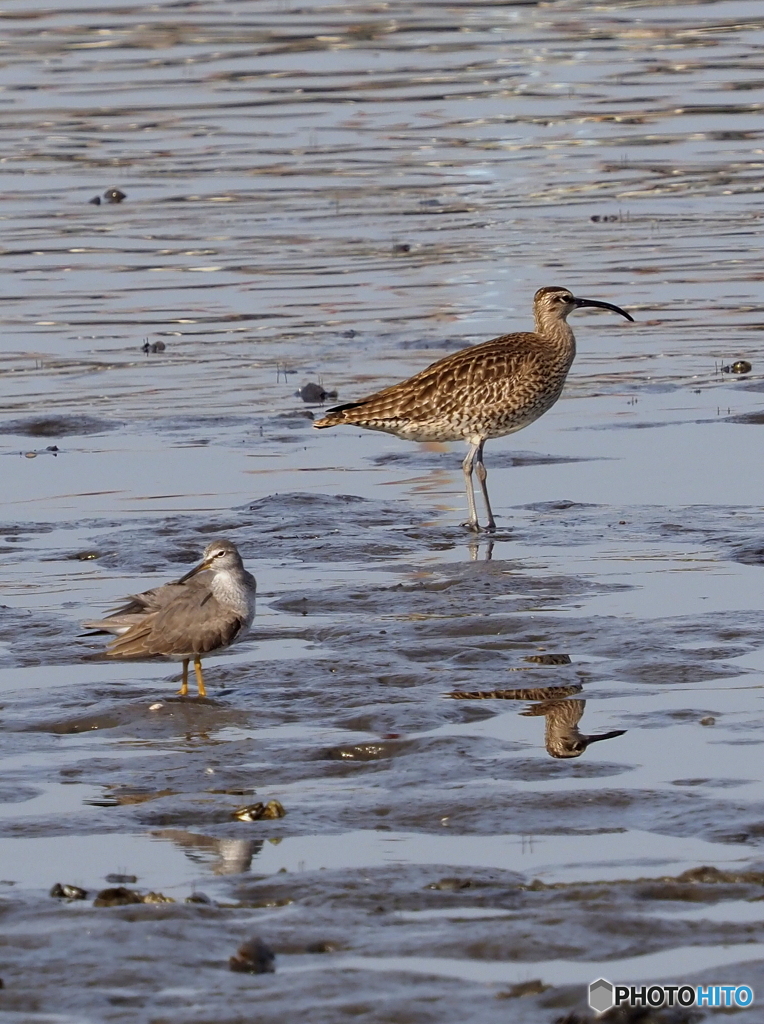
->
[[447, 684, 626, 759], [153, 829, 263, 874]]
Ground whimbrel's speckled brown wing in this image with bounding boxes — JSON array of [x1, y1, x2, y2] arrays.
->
[[105, 578, 244, 659], [315, 333, 556, 429]]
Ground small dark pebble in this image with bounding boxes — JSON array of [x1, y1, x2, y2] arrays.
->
[[105, 873, 137, 884], [208, 787, 256, 796], [341, 329, 357, 338], [104, 188, 126, 203], [50, 882, 88, 900], [524, 653, 571, 665], [186, 891, 215, 905], [89, 195, 101, 205], [590, 214, 618, 222], [306, 940, 340, 954], [426, 877, 472, 891], [295, 382, 337, 404], [142, 340, 166, 354], [392, 242, 411, 253], [496, 979, 549, 999], [94, 886, 143, 907], [700, 716, 716, 726], [229, 937, 276, 974]]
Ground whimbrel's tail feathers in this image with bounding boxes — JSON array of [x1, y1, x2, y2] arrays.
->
[[314, 400, 367, 428]]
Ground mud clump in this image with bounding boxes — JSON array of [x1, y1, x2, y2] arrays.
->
[[296, 382, 337, 403], [93, 887, 174, 906], [0, 415, 118, 437], [94, 887, 144, 907], [49, 883, 88, 900], [497, 979, 549, 999], [229, 937, 276, 974]]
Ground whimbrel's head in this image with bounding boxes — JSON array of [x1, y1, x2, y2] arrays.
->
[[548, 727, 627, 759], [540, 696, 627, 759], [178, 538, 245, 581], [533, 285, 634, 332]]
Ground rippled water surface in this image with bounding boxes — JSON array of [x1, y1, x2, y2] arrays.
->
[[2, 1, 764, 1021]]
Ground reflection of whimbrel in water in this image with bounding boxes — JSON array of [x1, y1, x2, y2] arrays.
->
[[84, 539, 256, 698], [314, 286, 633, 531], [521, 695, 626, 759], [447, 684, 626, 759]]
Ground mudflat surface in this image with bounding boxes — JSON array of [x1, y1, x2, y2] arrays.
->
[[2, 1, 764, 1021]]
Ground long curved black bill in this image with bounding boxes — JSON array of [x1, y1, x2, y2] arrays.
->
[[574, 297, 634, 322], [584, 729, 627, 746]]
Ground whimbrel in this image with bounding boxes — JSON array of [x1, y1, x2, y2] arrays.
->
[[83, 539, 256, 697], [314, 286, 633, 531]]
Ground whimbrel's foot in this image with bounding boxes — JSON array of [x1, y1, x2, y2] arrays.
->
[[461, 520, 497, 534]]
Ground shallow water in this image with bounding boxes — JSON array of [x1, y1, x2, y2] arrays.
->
[[2, 0, 764, 1021]]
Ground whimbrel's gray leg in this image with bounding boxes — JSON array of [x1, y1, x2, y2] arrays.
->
[[194, 656, 207, 699], [177, 658, 189, 697], [474, 440, 496, 532], [461, 443, 481, 532]]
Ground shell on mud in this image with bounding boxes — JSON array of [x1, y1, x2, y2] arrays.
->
[[142, 891, 175, 904], [49, 882, 88, 900], [232, 800, 286, 821]]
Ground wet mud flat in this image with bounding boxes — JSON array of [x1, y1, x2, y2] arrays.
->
[[3, 492, 764, 1022]]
